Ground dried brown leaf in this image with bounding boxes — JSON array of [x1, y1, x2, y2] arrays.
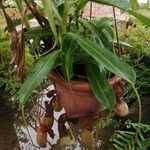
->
[[17, 28, 25, 80], [10, 29, 18, 64]]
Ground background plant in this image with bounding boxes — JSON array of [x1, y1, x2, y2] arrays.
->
[[118, 21, 150, 56], [111, 7, 150, 150], [112, 121, 150, 150], [116, 18, 150, 101], [0, 10, 34, 115], [13, 1, 144, 106]]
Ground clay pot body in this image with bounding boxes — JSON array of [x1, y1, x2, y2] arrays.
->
[[49, 72, 124, 118]]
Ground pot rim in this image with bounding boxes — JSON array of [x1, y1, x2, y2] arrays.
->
[[48, 71, 123, 92], [48, 71, 91, 92]]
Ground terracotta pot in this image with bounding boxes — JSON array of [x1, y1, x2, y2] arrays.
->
[[49, 72, 124, 118]]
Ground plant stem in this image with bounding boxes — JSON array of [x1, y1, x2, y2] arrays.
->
[[21, 107, 40, 148], [89, 2, 92, 20], [113, 7, 121, 57], [132, 85, 142, 123], [62, 0, 68, 34]]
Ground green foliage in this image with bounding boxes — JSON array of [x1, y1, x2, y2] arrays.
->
[[129, 0, 139, 11], [2, 0, 148, 109], [119, 23, 150, 56], [0, 30, 10, 62], [86, 64, 115, 109], [118, 20, 150, 101], [62, 36, 76, 81], [42, 0, 58, 47], [0, 62, 21, 102], [0, 30, 33, 109], [25, 27, 52, 39], [68, 32, 136, 85], [124, 62, 150, 101], [24, 47, 34, 70], [79, 18, 114, 51], [128, 10, 150, 28], [96, 113, 119, 129], [18, 50, 60, 107], [0, 31, 20, 99], [112, 121, 150, 150]]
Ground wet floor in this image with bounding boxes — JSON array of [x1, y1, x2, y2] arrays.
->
[[0, 116, 113, 150], [0, 86, 113, 150]]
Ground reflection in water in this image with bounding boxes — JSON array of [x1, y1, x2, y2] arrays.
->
[[0, 86, 113, 149]]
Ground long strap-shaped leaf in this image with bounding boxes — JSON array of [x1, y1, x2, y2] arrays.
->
[[68, 32, 136, 85], [42, 0, 58, 48], [15, 0, 30, 29], [51, 0, 62, 22], [79, 19, 104, 47], [80, 19, 114, 51], [76, 0, 88, 16], [86, 64, 115, 109], [129, 0, 139, 11], [89, 0, 131, 10], [18, 50, 61, 107], [25, 28, 53, 39], [62, 36, 76, 81], [128, 10, 150, 28]]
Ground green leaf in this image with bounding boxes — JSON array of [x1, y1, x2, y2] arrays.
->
[[114, 40, 133, 48], [51, 0, 62, 22], [92, 17, 113, 29], [137, 138, 150, 150], [94, 19, 114, 51], [86, 65, 115, 109], [113, 139, 126, 147], [14, 0, 30, 28], [118, 131, 135, 137], [18, 50, 60, 107], [42, 0, 58, 48], [76, 0, 88, 16], [25, 28, 52, 39], [136, 136, 142, 148], [68, 32, 136, 85], [100, 27, 114, 51], [113, 144, 124, 150], [129, 0, 139, 11], [80, 19, 114, 51], [92, 18, 114, 41], [128, 10, 150, 27], [117, 133, 131, 143], [30, 37, 40, 53], [54, 0, 65, 18], [138, 130, 145, 141], [102, 27, 114, 42], [79, 19, 104, 46], [75, 52, 98, 66], [54, 0, 64, 7], [90, 0, 130, 10], [120, 131, 136, 135], [62, 36, 76, 81], [14, 0, 23, 12]]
